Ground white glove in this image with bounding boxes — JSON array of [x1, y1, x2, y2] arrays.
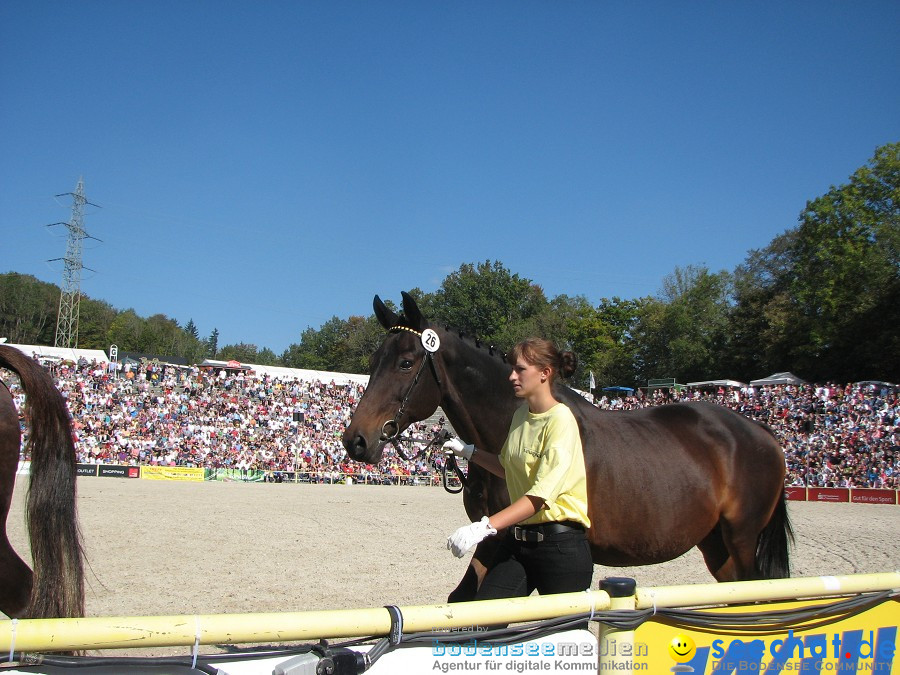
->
[[442, 437, 475, 461], [447, 516, 497, 558]]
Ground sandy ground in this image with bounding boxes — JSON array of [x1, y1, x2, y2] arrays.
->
[[5, 477, 899, 654]]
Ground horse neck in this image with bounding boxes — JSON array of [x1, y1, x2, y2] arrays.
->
[[436, 334, 518, 454]]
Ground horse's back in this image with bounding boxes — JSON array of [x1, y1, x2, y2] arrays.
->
[[563, 393, 780, 464], [557, 391, 786, 567]]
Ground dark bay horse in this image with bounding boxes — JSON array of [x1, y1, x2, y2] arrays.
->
[[343, 292, 792, 600], [0, 345, 84, 619]]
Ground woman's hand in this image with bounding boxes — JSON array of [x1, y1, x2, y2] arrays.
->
[[442, 436, 474, 461], [446, 516, 496, 557]]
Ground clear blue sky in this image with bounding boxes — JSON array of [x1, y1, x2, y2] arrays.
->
[[2, 1, 897, 354]]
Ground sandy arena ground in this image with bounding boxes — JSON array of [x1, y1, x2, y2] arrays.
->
[[6, 477, 900, 654]]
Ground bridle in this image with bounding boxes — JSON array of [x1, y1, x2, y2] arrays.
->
[[379, 325, 443, 456], [378, 324, 468, 494]]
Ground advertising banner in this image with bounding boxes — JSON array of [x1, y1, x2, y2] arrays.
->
[[784, 486, 807, 501], [808, 487, 851, 503], [98, 464, 139, 478], [76, 464, 98, 477], [633, 595, 898, 673], [141, 466, 204, 482], [203, 468, 266, 482], [851, 489, 897, 505]]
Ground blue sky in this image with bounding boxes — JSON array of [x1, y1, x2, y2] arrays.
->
[[2, 2, 897, 354]]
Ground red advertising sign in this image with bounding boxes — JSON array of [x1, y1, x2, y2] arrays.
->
[[850, 488, 897, 505], [783, 486, 807, 501], [807, 487, 850, 503]]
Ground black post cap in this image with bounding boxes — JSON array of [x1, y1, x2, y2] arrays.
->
[[599, 577, 637, 597]]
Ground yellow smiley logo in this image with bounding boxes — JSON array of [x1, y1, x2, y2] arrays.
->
[[668, 633, 696, 663]]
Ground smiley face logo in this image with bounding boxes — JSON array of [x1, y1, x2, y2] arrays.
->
[[668, 633, 696, 663]]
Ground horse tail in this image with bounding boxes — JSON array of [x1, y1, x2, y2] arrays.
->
[[754, 491, 794, 579], [0, 347, 85, 618]]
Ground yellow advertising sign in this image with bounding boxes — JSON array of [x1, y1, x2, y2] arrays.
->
[[140, 465, 204, 482], [630, 596, 898, 674]]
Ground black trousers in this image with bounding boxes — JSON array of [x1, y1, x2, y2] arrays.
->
[[476, 527, 594, 601]]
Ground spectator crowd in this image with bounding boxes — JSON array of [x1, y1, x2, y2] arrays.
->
[[6, 356, 898, 490]]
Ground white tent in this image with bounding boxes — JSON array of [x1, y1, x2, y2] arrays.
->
[[4, 343, 109, 364], [749, 372, 806, 386], [247, 364, 369, 387], [686, 379, 746, 388]]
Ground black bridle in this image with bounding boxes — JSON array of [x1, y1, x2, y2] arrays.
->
[[378, 325, 443, 449], [378, 325, 468, 493]]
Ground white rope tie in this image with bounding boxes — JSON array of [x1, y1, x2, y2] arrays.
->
[[191, 616, 201, 669], [8, 618, 17, 663], [584, 589, 596, 622], [649, 590, 658, 616]]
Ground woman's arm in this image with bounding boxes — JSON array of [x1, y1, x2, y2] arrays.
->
[[468, 446, 506, 478], [486, 494, 544, 531]]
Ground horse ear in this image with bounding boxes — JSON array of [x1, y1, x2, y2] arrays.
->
[[401, 291, 427, 330], [373, 295, 399, 330]]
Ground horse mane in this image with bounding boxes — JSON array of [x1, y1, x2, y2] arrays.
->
[[391, 312, 512, 364], [440, 326, 580, 379]]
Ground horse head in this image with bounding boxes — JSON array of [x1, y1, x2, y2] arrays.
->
[[342, 291, 444, 464]]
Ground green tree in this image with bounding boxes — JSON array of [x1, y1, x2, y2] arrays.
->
[[728, 230, 798, 380], [592, 296, 645, 389], [144, 314, 185, 356], [280, 316, 350, 371], [106, 309, 146, 352], [206, 328, 219, 359], [78, 297, 118, 350], [184, 319, 200, 341], [340, 314, 389, 373], [255, 347, 279, 366], [218, 343, 260, 363], [788, 142, 899, 380], [431, 261, 547, 344], [632, 265, 734, 384], [544, 295, 609, 388], [729, 142, 900, 381], [0, 273, 58, 344]]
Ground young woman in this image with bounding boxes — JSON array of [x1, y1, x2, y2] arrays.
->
[[443, 337, 593, 599]]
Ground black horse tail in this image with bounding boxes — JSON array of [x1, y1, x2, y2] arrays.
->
[[0, 346, 85, 618], [754, 491, 794, 579]]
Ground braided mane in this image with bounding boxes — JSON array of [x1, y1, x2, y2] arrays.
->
[[390, 315, 510, 364]]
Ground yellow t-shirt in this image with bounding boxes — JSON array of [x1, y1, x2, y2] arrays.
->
[[499, 402, 591, 528]]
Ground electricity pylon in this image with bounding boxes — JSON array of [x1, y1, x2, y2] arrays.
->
[[48, 178, 101, 348]]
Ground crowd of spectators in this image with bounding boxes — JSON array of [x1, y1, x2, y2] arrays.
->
[[6, 355, 899, 490], [8, 357, 443, 484]]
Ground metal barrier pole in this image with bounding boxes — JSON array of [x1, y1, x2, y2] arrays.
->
[[597, 577, 637, 672]]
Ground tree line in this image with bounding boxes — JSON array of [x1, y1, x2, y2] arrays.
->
[[2, 143, 897, 389]]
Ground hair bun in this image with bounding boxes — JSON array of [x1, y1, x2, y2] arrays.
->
[[560, 351, 578, 379]]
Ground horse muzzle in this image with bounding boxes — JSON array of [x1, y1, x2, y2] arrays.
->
[[342, 430, 386, 464]]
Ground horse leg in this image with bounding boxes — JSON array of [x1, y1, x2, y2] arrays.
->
[[447, 557, 489, 602], [713, 517, 764, 582], [696, 523, 732, 582], [698, 515, 766, 582], [0, 382, 34, 618], [0, 541, 32, 618], [0, 463, 33, 618]]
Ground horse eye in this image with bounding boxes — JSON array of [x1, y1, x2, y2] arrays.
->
[[399, 359, 414, 370]]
